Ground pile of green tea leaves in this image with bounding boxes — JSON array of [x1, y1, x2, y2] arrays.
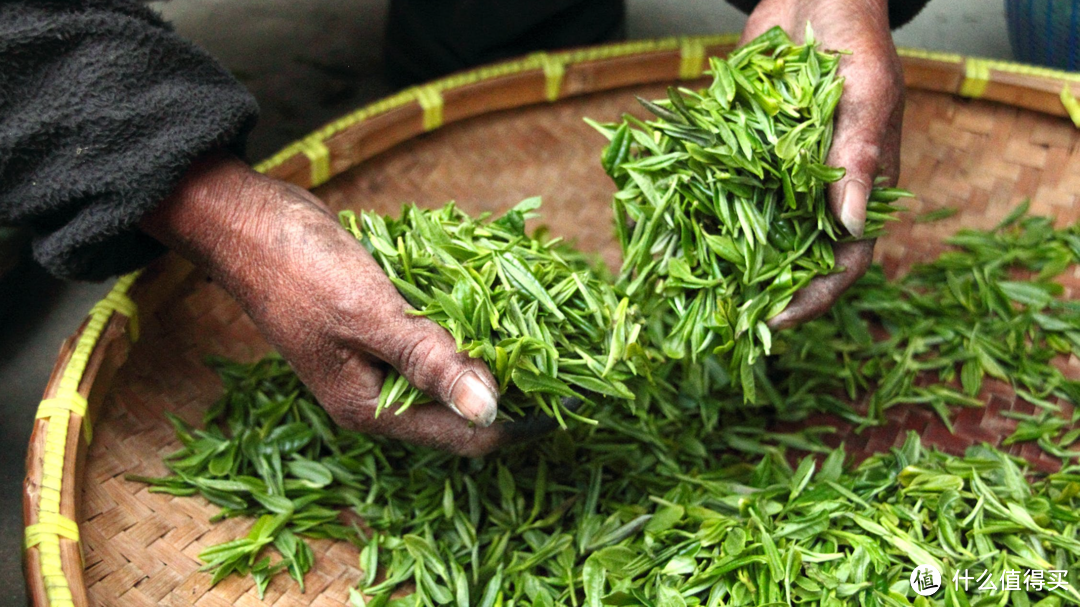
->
[[132, 204, 1080, 606], [337, 198, 645, 425], [587, 25, 908, 401]]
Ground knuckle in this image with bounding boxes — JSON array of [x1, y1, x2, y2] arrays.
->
[[848, 140, 883, 168], [309, 352, 381, 432], [324, 401, 373, 432], [428, 424, 471, 455], [396, 332, 442, 379], [334, 286, 395, 332]]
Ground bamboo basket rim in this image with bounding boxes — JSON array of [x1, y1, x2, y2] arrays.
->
[[21, 33, 1080, 607]]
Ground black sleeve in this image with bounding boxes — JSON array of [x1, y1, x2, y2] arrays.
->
[[726, 0, 932, 30], [0, 0, 258, 281]]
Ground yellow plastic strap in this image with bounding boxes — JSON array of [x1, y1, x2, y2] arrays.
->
[[679, 37, 706, 80], [1061, 85, 1080, 128], [414, 85, 444, 131], [36, 394, 87, 420], [27, 273, 140, 606], [532, 52, 565, 102], [38, 409, 69, 516], [36, 393, 92, 444], [959, 58, 990, 98], [296, 137, 331, 187], [897, 48, 964, 64], [33, 407, 74, 607], [25, 513, 80, 548], [89, 288, 139, 343]]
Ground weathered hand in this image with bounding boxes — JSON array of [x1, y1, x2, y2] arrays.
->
[[740, 0, 904, 329], [141, 153, 513, 456]]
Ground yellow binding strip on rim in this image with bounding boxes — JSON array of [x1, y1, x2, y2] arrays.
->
[[679, 37, 706, 80], [35, 406, 74, 607], [295, 137, 332, 187], [36, 393, 90, 445], [1062, 85, 1080, 128], [36, 394, 87, 424], [896, 47, 1080, 84], [89, 287, 139, 343], [28, 270, 140, 607], [959, 58, 991, 98], [532, 52, 566, 102], [966, 57, 1080, 82], [26, 513, 80, 547], [896, 48, 963, 64], [414, 85, 444, 131], [35, 395, 86, 418]]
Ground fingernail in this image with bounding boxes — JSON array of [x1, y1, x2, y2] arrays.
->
[[840, 180, 868, 238], [449, 371, 498, 427]]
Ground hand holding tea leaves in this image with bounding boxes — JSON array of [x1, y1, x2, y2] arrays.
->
[[140, 153, 509, 456], [338, 198, 645, 427], [589, 24, 908, 402], [740, 0, 904, 328]]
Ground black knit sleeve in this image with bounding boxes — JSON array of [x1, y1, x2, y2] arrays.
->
[[0, 0, 258, 281], [726, 0, 932, 30]]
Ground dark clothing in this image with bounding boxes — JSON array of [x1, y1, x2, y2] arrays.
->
[[727, 0, 929, 30], [0, 0, 929, 281], [386, 0, 626, 87], [0, 1, 257, 280]]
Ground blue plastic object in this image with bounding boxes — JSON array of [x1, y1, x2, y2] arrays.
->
[[1006, 0, 1080, 71]]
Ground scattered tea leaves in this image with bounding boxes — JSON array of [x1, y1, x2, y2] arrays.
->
[[138, 356, 1080, 606]]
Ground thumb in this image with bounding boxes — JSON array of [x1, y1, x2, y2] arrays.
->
[[826, 95, 893, 238], [826, 60, 904, 238], [361, 307, 500, 427], [828, 148, 875, 239]]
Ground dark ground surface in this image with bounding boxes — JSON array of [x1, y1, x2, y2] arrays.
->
[[0, 0, 1008, 603]]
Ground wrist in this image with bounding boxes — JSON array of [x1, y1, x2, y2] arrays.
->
[[140, 151, 278, 288]]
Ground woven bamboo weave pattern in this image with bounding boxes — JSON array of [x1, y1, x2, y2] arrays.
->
[[74, 83, 1080, 605]]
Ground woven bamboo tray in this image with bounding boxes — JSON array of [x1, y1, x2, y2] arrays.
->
[[22, 35, 1080, 606]]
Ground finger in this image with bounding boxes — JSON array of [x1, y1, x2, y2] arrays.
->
[[326, 356, 571, 455], [355, 404, 510, 458], [317, 352, 505, 457], [342, 270, 500, 427], [767, 239, 874, 330], [826, 48, 904, 238]]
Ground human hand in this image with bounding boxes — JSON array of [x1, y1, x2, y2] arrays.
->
[[739, 0, 904, 329], [141, 153, 517, 456]]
